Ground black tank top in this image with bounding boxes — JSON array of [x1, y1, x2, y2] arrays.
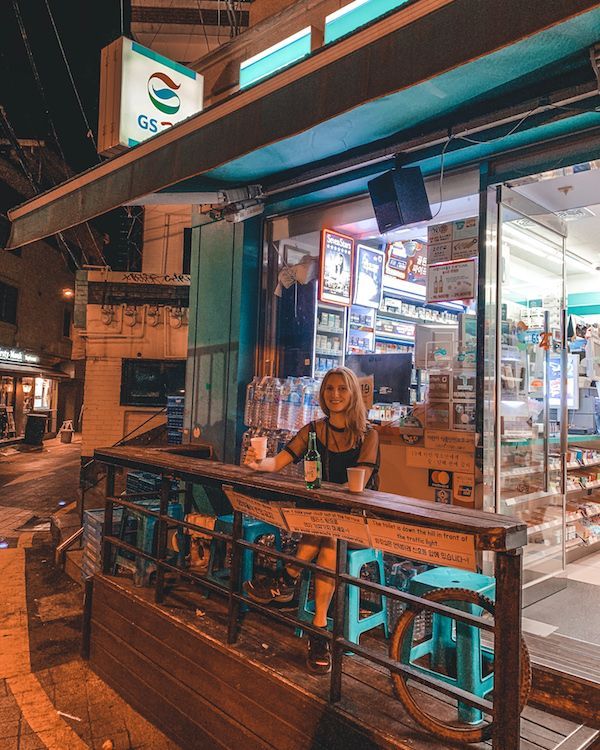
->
[[312, 420, 379, 490]]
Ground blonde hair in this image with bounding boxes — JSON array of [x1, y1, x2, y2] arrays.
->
[[319, 367, 367, 446]]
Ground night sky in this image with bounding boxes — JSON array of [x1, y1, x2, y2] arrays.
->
[[1, 0, 125, 173]]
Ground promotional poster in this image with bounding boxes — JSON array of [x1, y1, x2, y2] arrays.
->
[[320, 229, 354, 305], [354, 244, 385, 308]]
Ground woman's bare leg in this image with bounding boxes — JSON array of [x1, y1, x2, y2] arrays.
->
[[285, 534, 322, 578], [313, 537, 337, 628]]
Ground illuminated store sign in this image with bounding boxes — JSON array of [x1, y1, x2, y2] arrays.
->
[[240, 27, 316, 89], [98, 37, 204, 155], [0, 348, 40, 364], [354, 244, 384, 309], [319, 229, 354, 306]]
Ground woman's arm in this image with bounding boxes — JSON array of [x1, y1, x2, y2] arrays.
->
[[245, 449, 293, 473], [245, 423, 311, 473], [356, 428, 379, 485]]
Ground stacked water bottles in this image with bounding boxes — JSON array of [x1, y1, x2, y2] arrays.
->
[[241, 376, 324, 478]]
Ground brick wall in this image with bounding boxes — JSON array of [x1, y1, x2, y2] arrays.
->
[[81, 357, 169, 456], [80, 304, 188, 457]]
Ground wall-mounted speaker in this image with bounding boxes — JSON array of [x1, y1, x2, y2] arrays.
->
[[368, 167, 432, 233]]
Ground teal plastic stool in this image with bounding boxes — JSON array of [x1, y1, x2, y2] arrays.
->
[[296, 547, 388, 644], [402, 567, 495, 724], [207, 514, 282, 602]]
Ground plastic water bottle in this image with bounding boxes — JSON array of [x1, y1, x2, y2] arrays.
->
[[244, 377, 258, 426], [253, 378, 266, 427], [290, 379, 303, 430], [279, 378, 291, 430]]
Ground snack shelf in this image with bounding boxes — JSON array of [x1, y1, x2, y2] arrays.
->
[[374, 333, 415, 345], [317, 326, 345, 335]]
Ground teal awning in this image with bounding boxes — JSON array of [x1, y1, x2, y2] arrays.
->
[[7, 0, 600, 249]]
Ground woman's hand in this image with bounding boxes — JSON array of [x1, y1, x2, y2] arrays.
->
[[244, 447, 276, 472]]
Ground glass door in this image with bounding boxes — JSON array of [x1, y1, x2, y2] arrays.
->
[[495, 186, 568, 603]]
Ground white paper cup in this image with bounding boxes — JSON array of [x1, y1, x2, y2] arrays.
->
[[250, 436, 268, 461], [347, 467, 366, 493]]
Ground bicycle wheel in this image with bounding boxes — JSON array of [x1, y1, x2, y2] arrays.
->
[[389, 587, 531, 744]]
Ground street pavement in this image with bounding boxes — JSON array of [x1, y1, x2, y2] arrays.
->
[[0, 438, 180, 750]]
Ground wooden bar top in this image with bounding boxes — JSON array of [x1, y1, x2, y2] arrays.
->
[[94, 445, 527, 552]]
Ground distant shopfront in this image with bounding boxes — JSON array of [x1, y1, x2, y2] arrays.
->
[[0, 346, 69, 442]]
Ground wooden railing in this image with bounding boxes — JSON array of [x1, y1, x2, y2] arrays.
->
[[94, 445, 528, 749]]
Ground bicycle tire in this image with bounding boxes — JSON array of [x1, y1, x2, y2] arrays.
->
[[389, 587, 532, 744]]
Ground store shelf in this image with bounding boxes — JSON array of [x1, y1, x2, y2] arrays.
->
[[349, 324, 374, 332], [315, 349, 343, 357], [501, 465, 549, 478], [503, 489, 560, 507], [567, 480, 600, 494], [567, 459, 600, 470], [378, 308, 457, 326], [317, 326, 345, 335], [524, 545, 562, 565], [374, 333, 415, 345]]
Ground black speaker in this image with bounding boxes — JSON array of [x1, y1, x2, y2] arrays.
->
[[368, 167, 432, 233]]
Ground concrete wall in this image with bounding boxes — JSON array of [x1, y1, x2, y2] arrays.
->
[[81, 303, 189, 457], [0, 240, 73, 360], [141, 205, 192, 275]]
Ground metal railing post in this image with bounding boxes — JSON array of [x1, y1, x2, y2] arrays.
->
[[102, 464, 115, 574], [155, 475, 171, 604], [227, 509, 244, 644], [330, 538, 348, 704], [493, 549, 523, 749]]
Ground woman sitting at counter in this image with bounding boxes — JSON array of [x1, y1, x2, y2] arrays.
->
[[244, 366, 379, 674]]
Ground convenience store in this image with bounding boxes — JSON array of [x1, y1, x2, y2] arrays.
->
[[235, 154, 600, 617], [5, 0, 600, 722]]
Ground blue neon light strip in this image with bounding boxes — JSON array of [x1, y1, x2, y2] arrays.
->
[[325, 0, 410, 44], [131, 41, 197, 79], [239, 28, 313, 89]]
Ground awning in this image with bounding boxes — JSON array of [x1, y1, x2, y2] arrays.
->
[[0, 362, 71, 379], [7, 0, 600, 249]]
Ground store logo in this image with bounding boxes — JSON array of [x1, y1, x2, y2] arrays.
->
[[147, 72, 181, 115]]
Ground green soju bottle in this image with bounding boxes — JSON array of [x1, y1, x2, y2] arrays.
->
[[304, 431, 322, 489]]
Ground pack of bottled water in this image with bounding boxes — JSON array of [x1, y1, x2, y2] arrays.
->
[[240, 426, 303, 478], [244, 376, 323, 431]]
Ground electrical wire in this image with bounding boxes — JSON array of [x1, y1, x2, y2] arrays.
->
[[149, 0, 175, 49], [43, 0, 99, 153], [429, 135, 453, 219], [11, 0, 103, 266], [196, 0, 213, 53]]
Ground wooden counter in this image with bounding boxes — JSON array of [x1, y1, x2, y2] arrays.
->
[[94, 445, 525, 552]]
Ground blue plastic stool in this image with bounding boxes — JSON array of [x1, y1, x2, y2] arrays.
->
[[131, 502, 186, 586], [207, 514, 282, 605], [296, 547, 388, 644], [402, 567, 495, 724]]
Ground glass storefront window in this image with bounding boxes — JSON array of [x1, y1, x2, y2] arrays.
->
[[34, 378, 52, 410]]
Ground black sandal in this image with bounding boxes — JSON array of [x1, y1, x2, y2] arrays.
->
[[306, 632, 331, 674]]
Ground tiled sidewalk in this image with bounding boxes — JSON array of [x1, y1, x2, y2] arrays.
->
[[0, 441, 180, 750]]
